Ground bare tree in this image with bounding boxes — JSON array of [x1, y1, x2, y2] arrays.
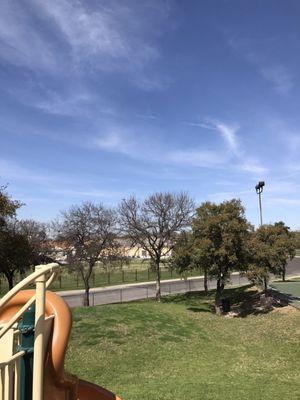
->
[[55, 202, 118, 306], [119, 192, 194, 301], [17, 219, 54, 265], [100, 239, 131, 271]]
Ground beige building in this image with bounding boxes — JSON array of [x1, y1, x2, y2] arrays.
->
[[47, 239, 172, 261], [118, 239, 172, 259]]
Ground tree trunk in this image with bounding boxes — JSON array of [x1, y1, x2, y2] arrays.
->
[[204, 268, 208, 296], [83, 281, 90, 307], [215, 277, 224, 315], [4, 271, 14, 290], [282, 267, 286, 282], [82, 262, 94, 307], [155, 260, 161, 302], [263, 276, 268, 293]]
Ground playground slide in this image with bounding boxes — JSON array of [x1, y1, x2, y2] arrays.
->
[[0, 290, 121, 400]]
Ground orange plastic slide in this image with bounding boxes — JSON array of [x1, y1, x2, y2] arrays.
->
[[0, 290, 121, 400]]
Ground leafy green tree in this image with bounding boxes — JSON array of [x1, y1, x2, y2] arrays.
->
[[191, 237, 213, 295], [0, 188, 53, 289], [273, 222, 296, 281], [169, 232, 193, 278], [0, 220, 33, 289], [0, 187, 26, 288], [292, 230, 300, 250], [192, 199, 252, 314], [170, 233, 211, 295], [247, 222, 296, 289], [0, 186, 21, 225]]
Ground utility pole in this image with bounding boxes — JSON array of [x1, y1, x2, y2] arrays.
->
[[255, 181, 265, 226]]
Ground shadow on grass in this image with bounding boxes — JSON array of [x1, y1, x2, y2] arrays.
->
[[268, 286, 300, 310], [162, 285, 283, 317], [187, 306, 211, 313]]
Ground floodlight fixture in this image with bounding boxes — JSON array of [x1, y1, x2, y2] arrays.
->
[[255, 181, 265, 225], [255, 181, 265, 194]]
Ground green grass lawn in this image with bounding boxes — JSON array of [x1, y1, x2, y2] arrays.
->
[[291, 277, 300, 282], [270, 281, 300, 298], [66, 286, 300, 400]]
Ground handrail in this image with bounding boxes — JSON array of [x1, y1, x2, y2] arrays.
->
[[0, 263, 59, 400], [0, 263, 59, 340], [0, 263, 58, 310], [0, 351, 25, 368]]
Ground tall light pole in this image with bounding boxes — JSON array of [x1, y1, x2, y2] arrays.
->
[[255, 181, 265, 226]]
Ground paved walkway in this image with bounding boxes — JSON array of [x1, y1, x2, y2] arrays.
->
[[269, 280, 300, 310], [57, 259, 300, 308]]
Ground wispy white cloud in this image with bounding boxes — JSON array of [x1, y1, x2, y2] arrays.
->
[[183, 119, 240, 154], [285, 163, 300, 173], [92, 123, 228, 169], [228, 36, 294, 95], [0, 2, 62, 73], [239, 159, 267, 174], [0, 158, 128, 207], [0, 159, 53, 183], [34, 0, 158, 71], [166, 149, 227, 168], [186, 119, 240, 153], [260, 65, 294, 95], [50, 188, 124, 199], [208, 189, 253, 203], [286, 133, 300, 154], [90, 117, 268, 174], [265, 197, 300, 206], [135, 113, 157, 120], [207, 119, 239, 155], [0, 1, 167, 92], [36, 91, 93, 116], [94, 129, 138, 156], [265, 180, 300, 194], [186, 118, 268, 174]]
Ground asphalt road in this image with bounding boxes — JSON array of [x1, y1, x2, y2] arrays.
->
[[284, 257, 300, 276], [58, 258, 300, 308]]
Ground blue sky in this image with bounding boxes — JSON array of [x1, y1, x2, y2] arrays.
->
[[0, 0, 300, 228]]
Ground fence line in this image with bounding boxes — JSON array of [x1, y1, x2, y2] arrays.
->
[[59, 273, 249, 308], [0, 267, 201, 295]]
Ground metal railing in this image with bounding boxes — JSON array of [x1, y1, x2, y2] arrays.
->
[[0, 263, 59, 400]]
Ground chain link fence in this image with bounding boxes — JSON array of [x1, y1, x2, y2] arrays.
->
[[60, 273, 249, 308]]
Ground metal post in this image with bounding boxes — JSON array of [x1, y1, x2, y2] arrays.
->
[[18, 304, 35, 400], [255, 181, 265, 227], [258, 191, 263, 226], [33, 266, 46, 400]]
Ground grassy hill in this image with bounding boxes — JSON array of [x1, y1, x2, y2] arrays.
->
[[66, 286, 300, 400]]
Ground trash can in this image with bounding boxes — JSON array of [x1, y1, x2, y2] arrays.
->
[[221, 297, 230, 313]]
